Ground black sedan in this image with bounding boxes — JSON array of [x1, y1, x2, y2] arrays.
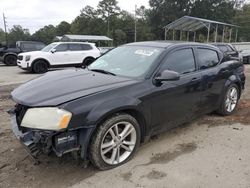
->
[[10, 41, 245, 170]]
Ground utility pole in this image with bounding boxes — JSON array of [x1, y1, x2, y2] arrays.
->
[[107, 12, 110, 37], [134, 4, 137, 42], [3, 13, 8, 46]]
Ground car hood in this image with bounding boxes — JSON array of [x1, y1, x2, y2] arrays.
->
[[19, 51, 45, 56], [11, 69, 138, 107]]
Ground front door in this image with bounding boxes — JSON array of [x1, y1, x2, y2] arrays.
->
[[50, 44, 70, 65], [151, 47, 202, 133]]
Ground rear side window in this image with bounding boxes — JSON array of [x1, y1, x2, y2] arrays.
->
[[162, 48, 196, 74], [21, 43, 45, 51], [55, 44, 68, 52], [197, 48, 219, 70], [217, 45, 228, 53], [69, 44, 82, 51], [81, 44, 92, 50]]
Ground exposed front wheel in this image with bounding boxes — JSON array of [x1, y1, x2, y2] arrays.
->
[[4, 55, 17, 66], [217, 84, 239, 115], [82, 57, 95, 67], [32, 60, 48, 73], [89, 113, 141, 170]]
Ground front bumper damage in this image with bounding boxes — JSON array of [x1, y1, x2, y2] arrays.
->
[[10, 114, 81, 164]]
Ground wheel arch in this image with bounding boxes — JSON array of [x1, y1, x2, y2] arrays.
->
[[224, 75, 242, 97], [94, 108, 147, 143], [3, 53, 17, 62], [82, 56, 95, 65], [31, 58, 50, 67]]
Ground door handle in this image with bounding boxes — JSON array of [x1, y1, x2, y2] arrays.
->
[[221, 70, 229, 74], [191, 77, 199, 82]]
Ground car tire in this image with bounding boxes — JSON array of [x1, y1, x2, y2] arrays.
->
[[82, 57, 95, 67], [32, 60, 48, 74], [217, 84, 239, 116], [4, 55, 17, 66], [89, 113, 141, 170]]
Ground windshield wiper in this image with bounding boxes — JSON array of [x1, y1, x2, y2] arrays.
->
[[90, 69, 116, 76]]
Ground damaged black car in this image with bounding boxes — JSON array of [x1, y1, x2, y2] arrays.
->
[[9, 41, 245, 170]]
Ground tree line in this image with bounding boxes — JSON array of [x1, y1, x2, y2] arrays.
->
[[0, 0, 250, 47]]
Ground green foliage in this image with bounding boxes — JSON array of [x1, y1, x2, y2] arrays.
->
[[32, 25, 56, 44], [0, 28, 6, 44], [148, 0, 192, 38], [7, 25, 31, 45], [233, 4, 250, 41], [56, 21, 71, 36]]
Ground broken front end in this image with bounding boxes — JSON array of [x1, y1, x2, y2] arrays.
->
[[9, 104, 92, 164]]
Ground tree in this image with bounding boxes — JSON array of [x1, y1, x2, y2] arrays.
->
[[97, 0, 121, 36], [7, 25, 31, 45], [32, 25, 56, 44], [191, 0, 236, 23], [56, 21, 71, 36], [234, 4, 250, 41], [113, 29, 126, 45], [0, 28, 6, 44], [71, 6, 106, 35], [147, 0, 193, 39]]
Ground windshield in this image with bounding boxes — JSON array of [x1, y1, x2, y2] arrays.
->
[[88, 46, 163, 78], [242, 49, 250, 53], [41, 43, 57, 52]]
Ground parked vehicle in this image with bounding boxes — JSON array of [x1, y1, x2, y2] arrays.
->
[[240, 49, 250, 64], [0, 41, 45, 66], [9, 41, 245, 170], [17, 42, 101, 73], [211, 43, 241, 61], [99, 47, 114, 54]]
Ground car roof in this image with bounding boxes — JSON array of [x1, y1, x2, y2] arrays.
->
[[51, 42, 94, 45], [125, 40, 216, 49]]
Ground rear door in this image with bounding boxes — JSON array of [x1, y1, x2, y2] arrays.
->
[[195, 47, 226, 112], [68, 43, 94, 65], [151, 47, 202, 132], [68, 43, 84, 64]]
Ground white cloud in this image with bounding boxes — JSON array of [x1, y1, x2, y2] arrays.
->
[[0, 0, 149, 33]]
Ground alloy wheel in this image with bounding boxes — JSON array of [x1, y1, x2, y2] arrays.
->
[[100, 121, 137, 165], [225, 86, 238, 112]]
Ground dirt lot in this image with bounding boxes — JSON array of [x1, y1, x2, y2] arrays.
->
[[0, 65, 250, 188]]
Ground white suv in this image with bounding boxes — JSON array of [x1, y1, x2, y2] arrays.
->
[[17, 42, 101, 73]]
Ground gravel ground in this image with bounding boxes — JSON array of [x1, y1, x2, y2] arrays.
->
[[0, 65, 249, 188]]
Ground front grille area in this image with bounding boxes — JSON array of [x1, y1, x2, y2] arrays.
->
[[17, 55, 23, 60], [15, 104, 29, 126]]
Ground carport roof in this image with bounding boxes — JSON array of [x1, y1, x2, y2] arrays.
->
[[61, 34, 113, 41], [163, 16, 239, 32]]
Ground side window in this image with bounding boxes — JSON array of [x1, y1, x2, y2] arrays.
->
[[217, 45, 228, 53], [55, 44, 68, 52], [227, 45, 235, 52], [197, 48, 219, 70], [81, 44, 92, 50], [69, 44, 82, 51], [162, 48, 196, 74]]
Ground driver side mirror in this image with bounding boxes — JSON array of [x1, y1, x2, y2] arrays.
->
[[51, 49, 57, 53], [155, 70, 180, 84]]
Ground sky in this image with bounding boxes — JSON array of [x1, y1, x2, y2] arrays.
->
[[0, 0, 149, 34]]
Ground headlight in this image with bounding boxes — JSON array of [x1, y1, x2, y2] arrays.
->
[[21, 108, 72, 130], [25, 55, 31, 61]]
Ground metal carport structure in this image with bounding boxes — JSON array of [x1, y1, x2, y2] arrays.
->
[[163, 16, 239, 43], [61, 35, 113, 42]]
